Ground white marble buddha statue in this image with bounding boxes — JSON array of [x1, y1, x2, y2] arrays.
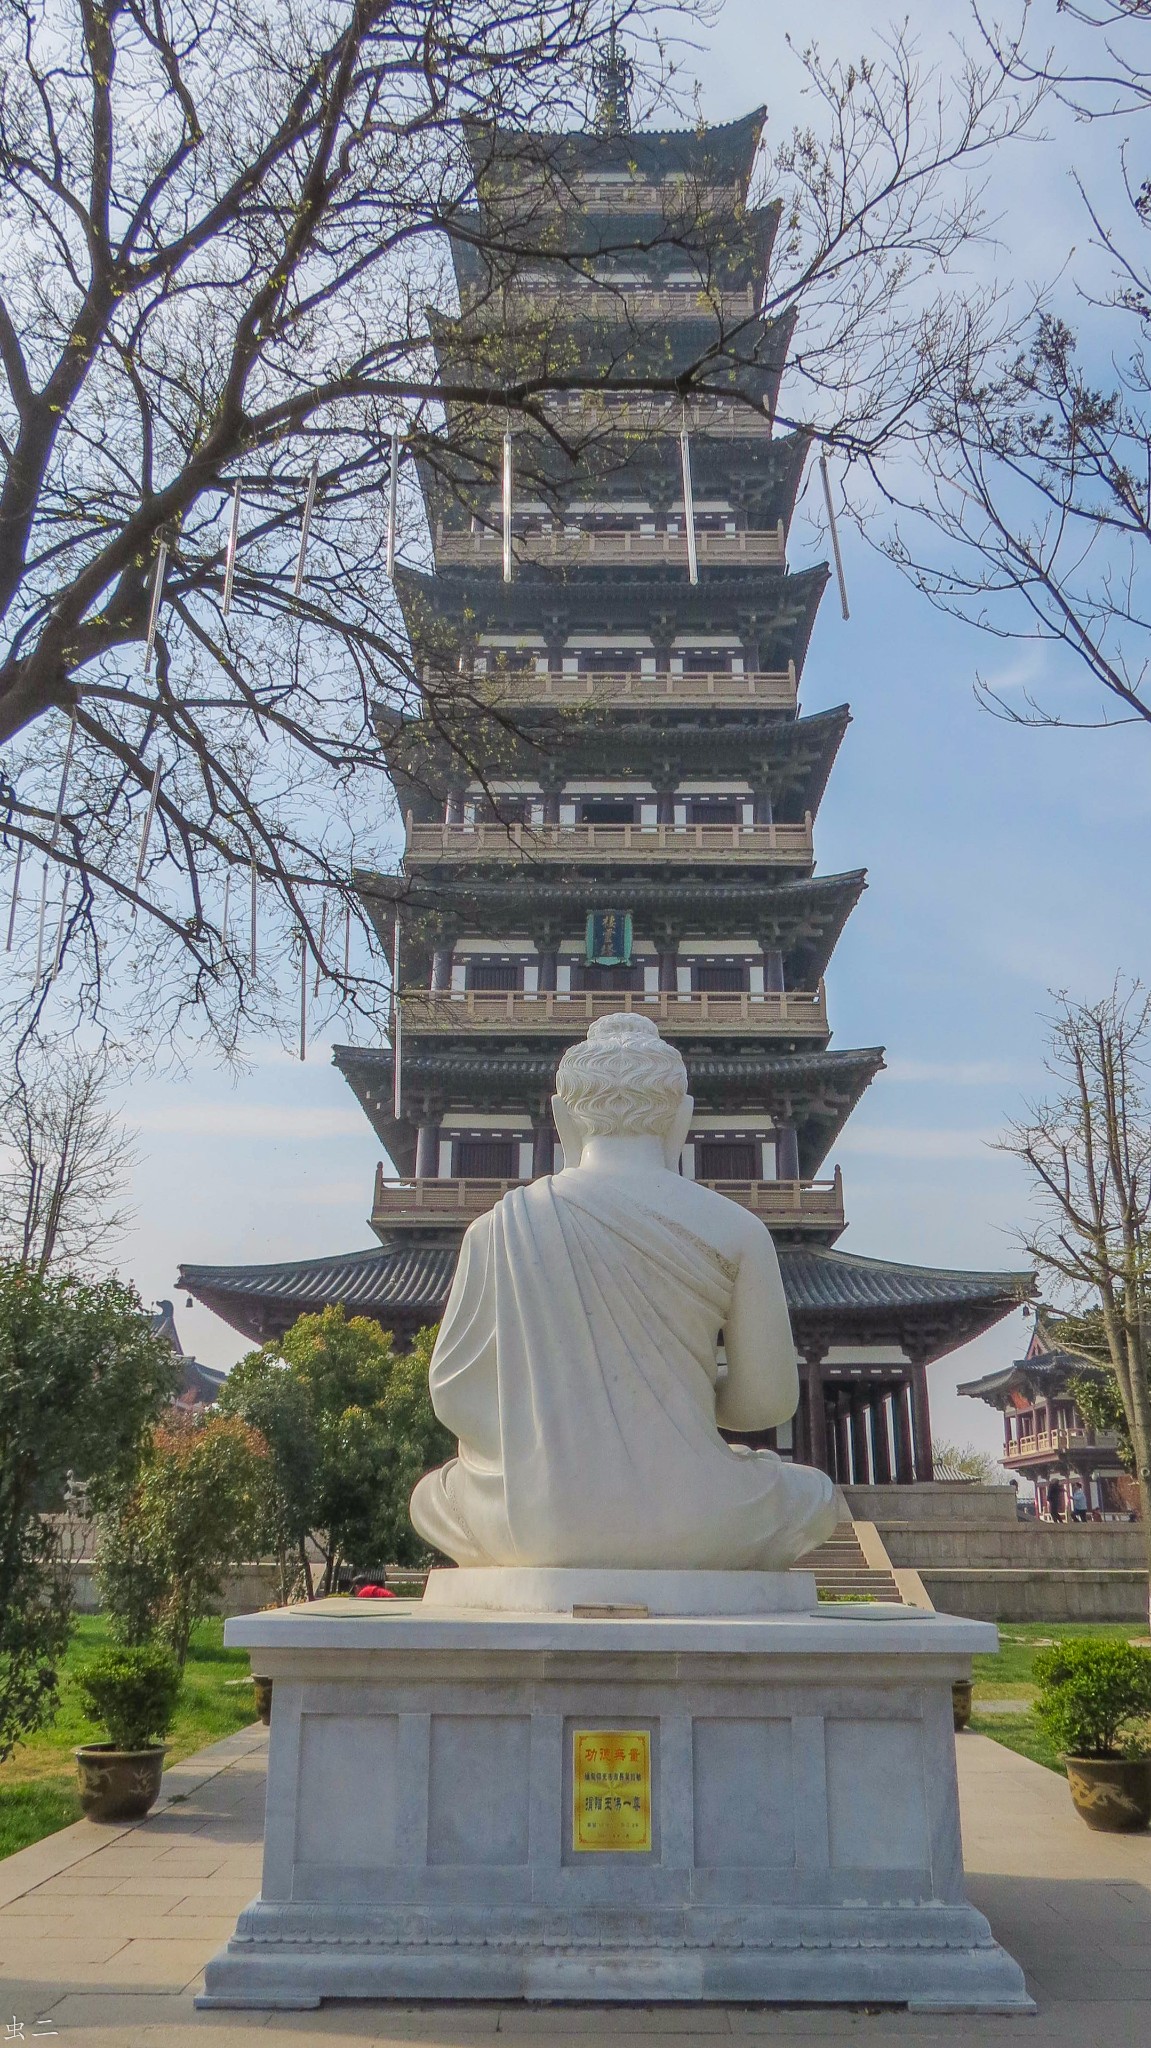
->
[[409, 1012, 838, 1571]]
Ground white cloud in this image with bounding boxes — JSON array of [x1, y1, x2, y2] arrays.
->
[[884, 1059, 1032, 1087], [838, 1127, 997, 1161], [133, 1105, 368, 1140]]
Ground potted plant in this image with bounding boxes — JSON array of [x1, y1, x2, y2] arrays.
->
[[1034, 1639, 1151, 1832], [75, 1642, 182, 1821]]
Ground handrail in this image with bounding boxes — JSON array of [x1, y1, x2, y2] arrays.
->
[[405, 816, 814, 863], [435, 524, 785, 567], [426, 665, 797, 708], [398, 987, 828, 1033], [372, 1167, 844, 1229]]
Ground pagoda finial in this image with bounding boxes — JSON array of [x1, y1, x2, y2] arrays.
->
[[592, 18, 633, 137]]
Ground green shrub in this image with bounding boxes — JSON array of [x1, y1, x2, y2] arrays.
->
[[77, 1643, 181, 1751], [1034, 1638, 1151, 1759]]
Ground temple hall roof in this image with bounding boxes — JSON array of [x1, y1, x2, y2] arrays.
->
[[178, 1235, 1029, 1362]]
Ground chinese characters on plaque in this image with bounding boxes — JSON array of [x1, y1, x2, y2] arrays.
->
[[572, 1729, 651, 1852]]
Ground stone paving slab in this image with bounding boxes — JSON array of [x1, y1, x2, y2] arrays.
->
[[3, 1724, 1151, 2041]]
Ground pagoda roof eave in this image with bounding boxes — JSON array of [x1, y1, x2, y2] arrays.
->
[[447, 201, 779, 301], [178, 1232, 1030, 1362], [958, 1348, 1106, 1407], [462, 109, 769, 203], [355, 864, 868, 984], [417, 428, 810, 531], [383, 704, 850, 824], [394, 558, 829, 681], [332, 1039, 883, 1176]]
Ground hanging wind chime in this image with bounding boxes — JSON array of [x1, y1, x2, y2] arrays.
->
[[313, 897, 328, 997], [33, 712, 77, 982], [49, 873, 70, 981], [5, 835, 24, 952], [392, 917, 403, 1120], [502, 426, 514, 584], [131, 756, 163, 915], [249, 858, 258, 972], [299, 929, 308, 1062], [222, 482, 241, 617], [818, 454, 851, 621], [679, 412, 699, 586], [385, 429, 400, 579], [293, 455, 320, 597], [144, 540, 169, 676]]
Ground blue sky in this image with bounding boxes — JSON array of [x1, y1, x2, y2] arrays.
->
[[114, 0, 1151, 1469]]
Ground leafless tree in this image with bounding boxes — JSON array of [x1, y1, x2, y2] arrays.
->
[[0, 3, 1036, 1051], [883, 2, 1151, 731], [1001, 982, 1151, 1575], [0, 1039, 136, 1272]]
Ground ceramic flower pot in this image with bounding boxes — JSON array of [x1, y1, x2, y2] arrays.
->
[[951, 1680, 973, 1732], [75, 1744, 166, 1822], [253, 1675, 273, 1725], [1065, 1755, 1151, 1832]]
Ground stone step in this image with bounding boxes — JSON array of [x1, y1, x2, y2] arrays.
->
[[795, 1521, 905, 1604]]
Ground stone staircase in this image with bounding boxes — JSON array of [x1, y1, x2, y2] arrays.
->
[[796, 1521, 904, 1603]]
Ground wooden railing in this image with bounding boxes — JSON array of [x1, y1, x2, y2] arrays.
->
[[542, 395, 777, 436], [404, 816, 814, 866], [372, 1168, 845, 1235], [398, 987, 828, 1036], [482, 177, 738, 214], [455, 666, 796, 710], [434, 524, 785, 569], [465, 286, 758, 321], [1005, 1427, 1115, 1460]]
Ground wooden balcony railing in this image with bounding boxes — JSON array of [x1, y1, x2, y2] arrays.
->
[[398, 987, 828, 1037], [455, 665, 797, 710], [542, 394, 777, 436], [372, 1166, 845, 1235], [404, 816, 814, 866], [434, 523, 786, 569], [483, 176, 738, 214], [1004, 1427, 1117, 1462], [464, 286, 758, 322]]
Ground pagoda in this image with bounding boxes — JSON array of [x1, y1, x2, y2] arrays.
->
[[181, 89, 1030, 1486]]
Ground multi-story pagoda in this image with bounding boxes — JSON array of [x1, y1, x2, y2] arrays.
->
[[181, 93, 1030, 1486]]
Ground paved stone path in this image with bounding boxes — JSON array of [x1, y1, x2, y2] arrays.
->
[[1, 1725, 1149, 2044]]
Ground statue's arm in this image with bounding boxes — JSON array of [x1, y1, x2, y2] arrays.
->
[[715, 1223, 800, 1432]]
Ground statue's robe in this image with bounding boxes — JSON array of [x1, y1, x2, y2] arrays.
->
[[409, 1174, 838, 1571]]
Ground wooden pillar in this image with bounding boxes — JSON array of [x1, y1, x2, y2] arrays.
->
[[910, 1357, 934, 1482], [800, 1349, 829, 1474], [445, 788, 465, 825], [414, 1118, 439, 1179], [892, 1381, 915, 1485], [762, 948, 785, 993], [850, 1391, 872, 1487], [431, 947, 453, 991], [658, 948, 678, 993], [777, 1124, 800, 1182], [835, 1391, 853, 1486], [541, 789, 561, 826], [532, 1113, 554, 1178], [870, 1391, 893, 1485], [537, 948, 558, 992], [656, 789, 675, 826]]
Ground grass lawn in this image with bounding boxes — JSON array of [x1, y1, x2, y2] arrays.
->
[[969, 1620, 1151, 1775], [0, 1615, 256, 1862]]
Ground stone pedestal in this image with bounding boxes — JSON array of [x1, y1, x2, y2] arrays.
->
[[199, 1578, 1031, 2013]]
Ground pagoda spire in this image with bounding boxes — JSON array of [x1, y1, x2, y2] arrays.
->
[[592, 19, 633, 136]]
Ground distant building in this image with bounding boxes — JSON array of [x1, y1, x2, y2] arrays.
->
[[150, 1299, 227, 1415], [958, 1317, 1136, 1518]]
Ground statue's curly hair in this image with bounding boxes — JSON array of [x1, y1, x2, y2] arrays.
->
[[555, 1012, 687, 1140]]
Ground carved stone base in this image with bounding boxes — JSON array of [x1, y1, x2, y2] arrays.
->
[[198, 1591, 1032, 2013]]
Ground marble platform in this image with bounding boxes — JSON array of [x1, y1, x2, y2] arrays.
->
[[198, 1575, 1032, 2013]]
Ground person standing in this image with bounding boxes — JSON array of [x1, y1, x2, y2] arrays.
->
[[1070, 1481, 1089, 1522], [1047, 1476, 1065, 1523]]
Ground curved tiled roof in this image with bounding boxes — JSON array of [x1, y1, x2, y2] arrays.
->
[[179, 1237, 1029, 1358]]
